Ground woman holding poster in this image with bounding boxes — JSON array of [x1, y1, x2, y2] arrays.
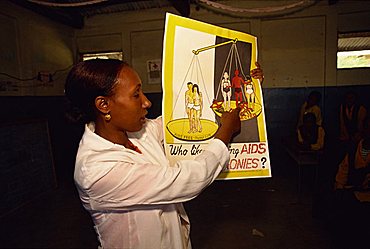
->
[[65, 59, 246, 249]]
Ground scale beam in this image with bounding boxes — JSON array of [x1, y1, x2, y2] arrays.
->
[[192, 38, 238, 55]]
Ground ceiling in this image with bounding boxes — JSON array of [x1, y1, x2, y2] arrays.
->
[[12, 0, 338, 29], [12, 0, 193, 29]]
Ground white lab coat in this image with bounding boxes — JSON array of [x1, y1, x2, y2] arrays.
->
[[74, 117, 230, 249]]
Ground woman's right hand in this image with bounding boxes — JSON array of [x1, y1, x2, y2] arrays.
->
[[250, 62, 264, 84], [215, 107, 241, 145]]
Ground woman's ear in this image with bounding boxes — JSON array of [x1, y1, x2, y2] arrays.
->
[[95, 96, 110, 114]]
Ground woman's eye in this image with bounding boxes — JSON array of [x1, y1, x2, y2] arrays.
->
[[133, 87, 142, 98], [133, 91, 140, 98]]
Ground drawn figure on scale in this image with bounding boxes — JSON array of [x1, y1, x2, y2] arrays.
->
[[185, 81, 195, 133], [244, 75, 255, 110], [231, 69, 245, 107], [192, 84, 203, 132], [221, 71, 232, 111]]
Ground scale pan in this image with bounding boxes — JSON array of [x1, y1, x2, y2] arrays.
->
[[211, 101, 262, 121], [166, 118, 219, 141]]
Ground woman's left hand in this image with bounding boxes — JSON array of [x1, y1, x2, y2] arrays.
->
[[250, 62, 264, 84]]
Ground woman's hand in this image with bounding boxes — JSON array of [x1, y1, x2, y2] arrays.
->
[[250, 62, 264, 84], [215, 107, 241, 145]]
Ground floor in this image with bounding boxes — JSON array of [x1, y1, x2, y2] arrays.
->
[[1, 149, 369, 249]]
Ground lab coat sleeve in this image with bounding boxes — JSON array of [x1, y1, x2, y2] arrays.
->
[[149, 116, 164, 144], [84, 139, 230, 211]]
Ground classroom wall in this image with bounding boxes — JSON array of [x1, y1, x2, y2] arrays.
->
[[1, 1, 369, 95], [0, 1, 76, 204], [0, 1, 75, 96], [2, 1, 369, 97], [77, 1, 370, 92]]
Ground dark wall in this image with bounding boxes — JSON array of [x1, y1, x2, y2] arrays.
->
[[0, 86, 368, 186], [263, 85, 370, 142], [0, 96, 82, 185], [0, 93, 164, 186]]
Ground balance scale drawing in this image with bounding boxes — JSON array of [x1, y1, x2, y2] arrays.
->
[[166, 38, 263, 142]]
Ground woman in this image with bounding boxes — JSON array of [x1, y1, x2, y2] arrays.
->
[[192, 84, 203, 133], [64, 59, 241, 249], [244, 75, 255, 110], [221, 71, 231, 111], [185, 81, 195, 133]]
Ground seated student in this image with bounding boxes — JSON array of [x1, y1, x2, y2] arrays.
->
[[297, 90, 322, 129], [297, 112, 325, 151], [335, 116, 370, 190], [339, 91, 367, 144]]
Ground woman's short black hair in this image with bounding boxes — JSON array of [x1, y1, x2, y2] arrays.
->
[[64, 59, 128, 124]]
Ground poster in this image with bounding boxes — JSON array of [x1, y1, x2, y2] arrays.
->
[[147, 59, 162, 84], [162, 13, 271, 179]]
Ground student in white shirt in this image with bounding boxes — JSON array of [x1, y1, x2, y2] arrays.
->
[[64, 59, 247, 249], [297, 90, 323, 129]]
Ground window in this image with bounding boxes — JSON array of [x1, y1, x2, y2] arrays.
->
[[81, 51, 123, 61], [337, 32, 370, 69]]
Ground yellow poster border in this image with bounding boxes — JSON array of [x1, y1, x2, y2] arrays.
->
[[218, 168, 271, 179], [162, 13, 270, 179]]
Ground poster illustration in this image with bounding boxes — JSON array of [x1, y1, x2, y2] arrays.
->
[[162, 13, 271, 179]]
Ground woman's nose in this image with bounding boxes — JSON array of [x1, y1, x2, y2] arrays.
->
[[142, 94, 152, 109]]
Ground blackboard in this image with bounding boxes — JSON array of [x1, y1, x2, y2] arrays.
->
[[0, 119, 56, 217]]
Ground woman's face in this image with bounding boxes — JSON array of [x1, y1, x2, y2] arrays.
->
[[108, 66, 151, 132], [193, 86, 199, 94]]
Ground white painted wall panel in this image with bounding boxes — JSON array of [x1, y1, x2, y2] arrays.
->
[[261, 16, 326, 88]]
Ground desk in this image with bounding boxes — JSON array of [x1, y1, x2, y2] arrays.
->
[[282, 137, 323, 201]]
